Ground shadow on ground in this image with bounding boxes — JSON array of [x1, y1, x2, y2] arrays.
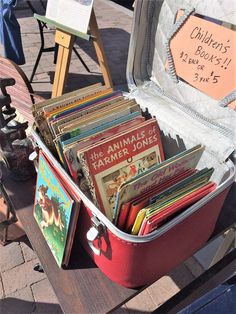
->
[[0, 298, 63, 314], [23, 27, 130, 98]]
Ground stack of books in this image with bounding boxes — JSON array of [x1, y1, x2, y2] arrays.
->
[[32, 84, 216, 239]]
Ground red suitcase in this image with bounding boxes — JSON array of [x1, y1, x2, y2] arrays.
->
[[33, 0, 236, 288]]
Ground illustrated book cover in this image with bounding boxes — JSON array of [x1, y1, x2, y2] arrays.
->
[[113, 144, 205, 223], [130, 167, 214, 235], [63, 115, 145, 187], [33, 152, 78, 267], [77, 118, 164, 220]]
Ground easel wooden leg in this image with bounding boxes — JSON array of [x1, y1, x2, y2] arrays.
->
[[90, 9, 113, 89], [52, 30, 75, 98]]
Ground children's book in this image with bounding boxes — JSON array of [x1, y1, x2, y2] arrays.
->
[[32, 83, 102, 114], [139, 182, 217, 235], [53, 101, 141, 169], [50, 94, 124, 137], [32, 84, 105, 149], [47, 88, 113, 121], [120, 168, 195, 232], [113, 144, 205, 224], [57, 100, 139, 137], [33, 152, 80, 267], [63, 115, 145, 186], [77, 118, 164, 220], [131, 167, 214, 235]]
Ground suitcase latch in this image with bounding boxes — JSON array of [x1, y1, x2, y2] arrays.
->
[[86, 216, 105, 256]]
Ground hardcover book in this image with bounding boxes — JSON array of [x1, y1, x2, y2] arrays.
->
[[63, 114, 145, 185], [113, 144, 205, 223], [33, 152, 79, 267], [77, 118, 164, 220]]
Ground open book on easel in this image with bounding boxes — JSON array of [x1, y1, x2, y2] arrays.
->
[[36, 0, 113, 97]]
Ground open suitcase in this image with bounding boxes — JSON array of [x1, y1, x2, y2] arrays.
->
[[33, 0, 236, 288]]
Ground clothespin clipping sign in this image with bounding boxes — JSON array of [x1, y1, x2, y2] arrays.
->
[[170, 12, 236, 107]]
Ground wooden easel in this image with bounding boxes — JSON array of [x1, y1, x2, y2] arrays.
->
[[34, 8, 113, 98]]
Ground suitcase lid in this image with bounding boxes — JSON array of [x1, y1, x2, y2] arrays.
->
[[126, 0, 236, 162]]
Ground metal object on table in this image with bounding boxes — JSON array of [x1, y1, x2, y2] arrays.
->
[[0, 78, 35, 181], [0, 165, 18, 245]]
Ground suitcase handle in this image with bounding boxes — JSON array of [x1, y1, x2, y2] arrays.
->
[[87, 216, 105, 256]]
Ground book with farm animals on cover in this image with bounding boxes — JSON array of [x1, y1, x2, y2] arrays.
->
[[77, 118, 164, 221], [33, 152, 80, 267]]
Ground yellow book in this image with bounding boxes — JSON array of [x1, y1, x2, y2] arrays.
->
[[131, 209, 147, 235], [45, 88, 113, 119]]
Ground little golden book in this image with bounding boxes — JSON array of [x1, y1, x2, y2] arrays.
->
[[33, 152, 75, 267]]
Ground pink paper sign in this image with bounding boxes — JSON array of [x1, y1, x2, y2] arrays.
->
[[170, 14, 236, 101]]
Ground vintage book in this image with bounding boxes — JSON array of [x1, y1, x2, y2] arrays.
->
[[54, 111, 143, 171], [46, 88, 113, 120], [121, 168, 195, 232], [32, 84, 107, 150], [57, 99, 139, 136], [32, 83, 102, 113], [41, 151, 82, 266], [60, 110, 142, 148], [139, 182, 217, 235], [77, 118, 164, 220], [113, 144, 205, 224], [33, 152, 80, 267], [131, 167, 214, 235], [63, 115, 145, 193], [50, 93, 124, 137], [53, 101, 141, 168]]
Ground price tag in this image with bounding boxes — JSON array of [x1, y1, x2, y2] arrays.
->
[[170, 13, 236, 101]]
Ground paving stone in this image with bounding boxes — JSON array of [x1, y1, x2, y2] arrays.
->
[[31, 278, 59, 305], [20, 240, 38, 263], [0, 242, 24, 273], [2, 286, 35, 314], [125, 289, 157, 313], [168, 263, 195, 289], [2, 259, 46, 295], [185, 256, 205, 278], [31, 279, 62, 313], [147, 275, 180, 308]]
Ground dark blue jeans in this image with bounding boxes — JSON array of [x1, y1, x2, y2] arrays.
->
[[0, 0, 25, 65]]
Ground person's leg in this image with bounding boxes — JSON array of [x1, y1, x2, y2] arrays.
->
[[1, 0, 25, 65]]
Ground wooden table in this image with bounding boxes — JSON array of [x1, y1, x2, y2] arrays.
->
[[1, 165, 236, 313]]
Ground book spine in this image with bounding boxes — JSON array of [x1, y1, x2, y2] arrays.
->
[[78, 152, 99, 207]]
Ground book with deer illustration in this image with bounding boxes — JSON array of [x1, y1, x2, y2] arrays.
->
[[77, 118, 165, 221], [33, 152, 79, 267]]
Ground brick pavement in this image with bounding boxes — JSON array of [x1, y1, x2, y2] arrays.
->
[[0, 0, 209, 313]]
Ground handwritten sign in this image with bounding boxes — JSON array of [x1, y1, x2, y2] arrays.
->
[[170, 13, 236, 101]]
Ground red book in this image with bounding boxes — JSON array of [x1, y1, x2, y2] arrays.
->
[[124, 169, 196, 232], [77, 118, 164, 221], [140, 182, 216, 235]]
